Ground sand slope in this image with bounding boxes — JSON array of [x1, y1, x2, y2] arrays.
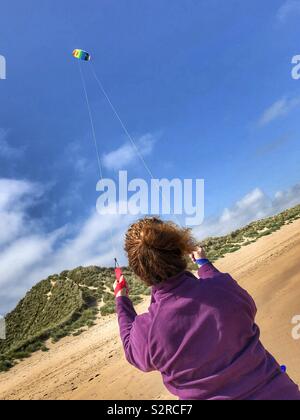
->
[[0, 219, 300, 400]]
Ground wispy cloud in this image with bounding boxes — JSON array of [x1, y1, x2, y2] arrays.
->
[[194, 184, 300, 240], [102, 133, 156, 171], [0, 129, 24, 159], [277, 0, 300, 22], [63, 141, 93, 174], [258, 97, 300, 126], [255, 133, 293, 158]]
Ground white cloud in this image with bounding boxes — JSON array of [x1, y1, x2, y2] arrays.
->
[[277, 0, 300, 22], [273, 183, 300, 209], [194, 184, 300, 240], [0, 178, 134, 315], [258, 97, 300, 126], [102, 133, 156, 171], [0, 179, 43, 246]]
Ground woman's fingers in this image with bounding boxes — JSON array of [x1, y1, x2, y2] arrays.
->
[[189, 253, 196, 262], [115, 288, 127, 298], [192, 247, 207, 260], [114, 275, 129, 297]]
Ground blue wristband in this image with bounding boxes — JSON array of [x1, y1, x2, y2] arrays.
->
[[195, 258, 210, 266]]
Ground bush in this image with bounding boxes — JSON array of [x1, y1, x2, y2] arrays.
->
[[100, 302, 116, 316], [73, 329, 85, 337], [0, 359, 13, 372]]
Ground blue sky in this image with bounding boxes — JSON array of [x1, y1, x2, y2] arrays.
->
[[1, 0, 300, 312]]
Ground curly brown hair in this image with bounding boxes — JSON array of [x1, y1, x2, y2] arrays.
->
[[124, 217, 197, 286]]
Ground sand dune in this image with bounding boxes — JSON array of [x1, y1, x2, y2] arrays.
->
[[0, 219, 300, 400]]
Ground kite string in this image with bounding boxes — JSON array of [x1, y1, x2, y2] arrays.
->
[[90, 63, 155, 180], [89, 62, 182, 227], [77, 60, 117, 257], [78, 61, 103, 180]]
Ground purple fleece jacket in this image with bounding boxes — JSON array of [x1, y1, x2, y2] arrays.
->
[[116, 264, 300, 400]]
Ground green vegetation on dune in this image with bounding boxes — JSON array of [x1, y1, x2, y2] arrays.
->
[[2, 278, 83, 353], [0, 277, 84, 372], [1, 204, 300, 372], [0, 266, 149, 372]]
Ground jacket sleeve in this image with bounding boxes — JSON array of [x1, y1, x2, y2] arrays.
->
[[116, 296, 155, 373], [198, 262, 221, 280]]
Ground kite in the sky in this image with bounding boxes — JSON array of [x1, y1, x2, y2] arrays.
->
[[72, 49, 91, 61]]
